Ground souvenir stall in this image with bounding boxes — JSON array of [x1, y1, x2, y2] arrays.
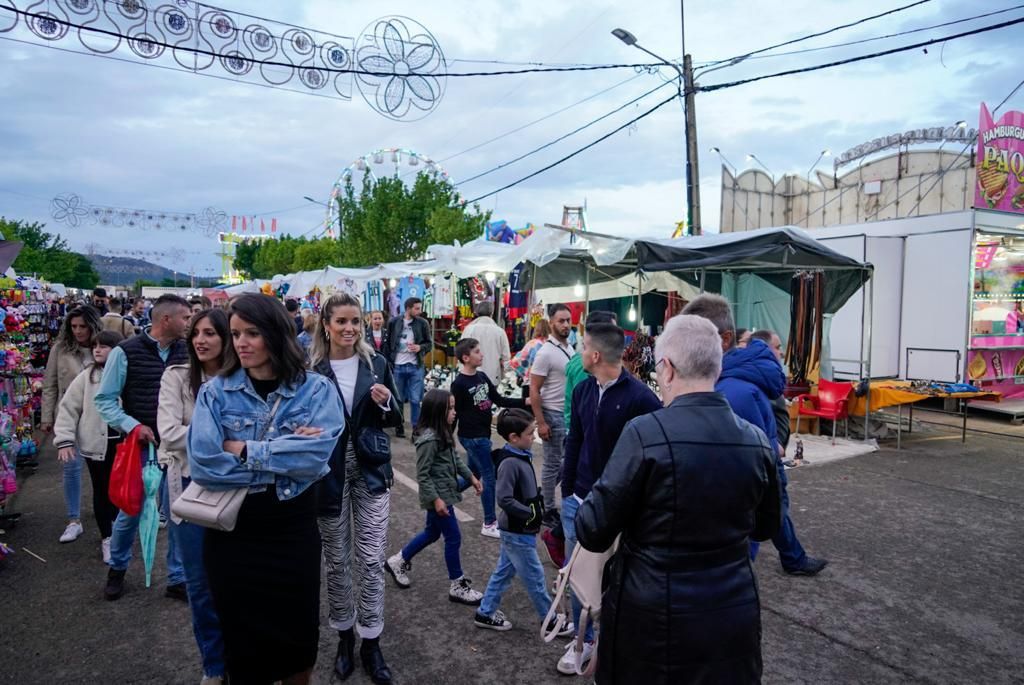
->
[[0, 275, 58, 541]]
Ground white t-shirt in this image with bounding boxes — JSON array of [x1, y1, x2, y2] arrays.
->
[[395, 318, 418, 366], [530, 336, 575, 411], [330, 356, 360, 415]]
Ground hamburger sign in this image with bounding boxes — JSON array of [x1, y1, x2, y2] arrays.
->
[[975, 102, 1024, 213]]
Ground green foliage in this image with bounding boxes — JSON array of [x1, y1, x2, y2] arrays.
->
[[0, 217, 100, 288], [232, 173, 490, 278]]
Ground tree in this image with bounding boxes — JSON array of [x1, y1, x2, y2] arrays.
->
[[226, 173, 489, 278], [0, 217, 100, 288]]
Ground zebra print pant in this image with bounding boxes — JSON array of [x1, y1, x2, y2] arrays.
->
[[318, 447, 390, 639]]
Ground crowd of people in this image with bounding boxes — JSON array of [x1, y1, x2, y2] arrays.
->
[[38, 285, 828, 684]]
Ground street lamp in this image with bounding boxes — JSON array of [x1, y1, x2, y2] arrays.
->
[[710, 147, 737, 175], [746, 154, 775, 184], [612, 27, 701, 235], [806, 148, 831, 182]]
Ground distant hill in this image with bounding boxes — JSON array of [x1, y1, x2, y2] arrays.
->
[[87, 255, 183, 285]]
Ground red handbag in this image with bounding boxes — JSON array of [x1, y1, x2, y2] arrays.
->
[[109, 426, 144, 516]]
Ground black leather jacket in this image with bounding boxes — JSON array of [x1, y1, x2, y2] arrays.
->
[[314, 353, 402, 514], [576, 392, 781, 684]]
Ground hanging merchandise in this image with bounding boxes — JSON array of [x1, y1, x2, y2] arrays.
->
[[431, 275, 455, 317], [365, 280, 385, 313], [386, 288, 401, 319], [397, 276, 427, 304], [786, 272, 826, 386]]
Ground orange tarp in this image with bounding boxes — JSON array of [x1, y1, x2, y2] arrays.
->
[[848, 380, 1001, 416]]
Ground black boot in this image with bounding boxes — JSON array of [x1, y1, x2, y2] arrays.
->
[[334, 629, 355, 680], [360, 637, 393, 685], [104, 568, 126, 601]]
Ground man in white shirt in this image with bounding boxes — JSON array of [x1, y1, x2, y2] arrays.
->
[[460, 301, 510, 385], [528, 303, 575, 526], [384, 297, 432, 438]]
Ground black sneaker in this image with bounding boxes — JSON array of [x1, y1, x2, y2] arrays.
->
[[395, 426, 406, 438], [784, 556, 828, 576], [164, 582, 188, 602], [104, 568, 126, 601], [542, 508, 561, 530], [474, 610, 512, 631]]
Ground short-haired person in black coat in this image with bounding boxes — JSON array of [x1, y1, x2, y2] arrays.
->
[[575, 315, 781, 684]]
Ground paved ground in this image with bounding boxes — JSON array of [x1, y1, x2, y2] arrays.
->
[[1, 418, 1022, 684]]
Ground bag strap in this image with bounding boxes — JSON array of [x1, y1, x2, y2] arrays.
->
[[547, 339, 572, 361], [540, 543, 581, 643], [257, 395, 284, 441]]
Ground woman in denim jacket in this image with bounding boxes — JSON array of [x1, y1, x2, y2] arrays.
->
[[188, 294, 344, 685]]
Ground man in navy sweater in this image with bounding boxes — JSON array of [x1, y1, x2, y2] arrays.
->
[[559, 322, 661, 675], [682, 295, 827, 577]]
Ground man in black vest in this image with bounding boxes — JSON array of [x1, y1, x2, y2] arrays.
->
[[96, 294, 191, 601]]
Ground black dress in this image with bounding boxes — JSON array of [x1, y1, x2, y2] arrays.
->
[[203, 376, 323, 684]]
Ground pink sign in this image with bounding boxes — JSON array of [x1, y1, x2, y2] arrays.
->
[[975, 103, 1024, 213]]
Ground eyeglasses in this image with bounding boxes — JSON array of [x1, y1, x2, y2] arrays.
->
[[655, 357, 679, 373]]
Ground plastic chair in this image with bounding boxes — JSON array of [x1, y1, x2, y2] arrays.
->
[[794, 378, 854, 445]]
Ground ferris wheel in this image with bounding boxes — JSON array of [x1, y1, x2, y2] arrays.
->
[[323, 148, 451, 237]]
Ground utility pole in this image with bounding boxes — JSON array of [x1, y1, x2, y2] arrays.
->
[[682, 54, 701, 235], [679, 2, 700, 235]]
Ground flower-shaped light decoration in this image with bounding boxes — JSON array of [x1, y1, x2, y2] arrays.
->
[[51, 193, 89, 228], [355, 16, 445, 121]]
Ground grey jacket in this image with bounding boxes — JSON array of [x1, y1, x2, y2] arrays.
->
[[494, 446, 544, 534]]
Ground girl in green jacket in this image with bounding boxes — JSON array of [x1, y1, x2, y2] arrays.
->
[[386, 389, 484, 605]]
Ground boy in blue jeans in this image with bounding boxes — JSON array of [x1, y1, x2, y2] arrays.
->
[[451, 338, 527, 539], [474, 409, 574, 636]]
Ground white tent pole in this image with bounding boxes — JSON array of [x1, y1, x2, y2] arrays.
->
[[637, 271, 643, 330], [863, 269, 874, 441], [584, 261, 590, 320]]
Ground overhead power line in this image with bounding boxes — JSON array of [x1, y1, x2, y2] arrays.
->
[[0, 6, 658, 78], [456, 78, 676, 185], [711, 5, 1024, 65], [698, 0, 934, 71], [465, 92, 681, 205], [696, 15, 1024, 93]]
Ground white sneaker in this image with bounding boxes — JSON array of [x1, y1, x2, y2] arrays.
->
[[101, 537, 112, 564], [448, 576, 483, 605], [480, 522, 500, 539], [557, 640, 595, 675], [385, 553, 412, 588], [59, 521, 83, 543]]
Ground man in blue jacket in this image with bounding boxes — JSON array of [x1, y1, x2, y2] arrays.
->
[[682, 295, 827, 577], [560, 322, 661, 674]]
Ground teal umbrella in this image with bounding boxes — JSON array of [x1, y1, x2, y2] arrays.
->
[[139, 444, 162, 588]]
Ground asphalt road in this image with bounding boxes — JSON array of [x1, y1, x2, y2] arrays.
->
[[1, 423, 1022, 684]]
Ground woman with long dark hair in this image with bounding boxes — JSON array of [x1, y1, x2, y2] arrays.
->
[[158, 308, 230, 685], [310, 294, 401, 685], [188, 294, 344, 685], [42, 304, 102, 544]]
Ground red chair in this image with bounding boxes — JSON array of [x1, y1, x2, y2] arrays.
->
[[794, 379, 854, 445]]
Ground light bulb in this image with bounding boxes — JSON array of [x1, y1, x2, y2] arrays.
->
[[628, 304, 637, 322], [485, 272, 496, 283], [388, 278, 397, 288], [573, 282, 584, 297]]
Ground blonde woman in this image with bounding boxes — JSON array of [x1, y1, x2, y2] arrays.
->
[[311, 293, 401, 685]]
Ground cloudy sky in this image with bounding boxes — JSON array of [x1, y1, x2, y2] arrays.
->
[[0, 0, 1021, 280]]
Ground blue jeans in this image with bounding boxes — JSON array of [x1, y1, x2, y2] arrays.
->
[[63, 453, 83, 520], [174, 477, 225, 678], [561, 495, 594, 642], [402, 506, 463, 580], [461, 437, 496, 525], [480, 531, 551, 620], [393, 363, 425, 426], [108, 470, 185, 586], [751, 457, 807, 570]]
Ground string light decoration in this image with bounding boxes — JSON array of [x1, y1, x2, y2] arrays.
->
[[50, 193, 227, 236], [0, 3, 447, 119]]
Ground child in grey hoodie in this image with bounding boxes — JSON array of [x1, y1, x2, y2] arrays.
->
[[473, 409, 574, 635]]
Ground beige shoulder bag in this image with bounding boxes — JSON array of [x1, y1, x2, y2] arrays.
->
[[172, 396, 282, 532]]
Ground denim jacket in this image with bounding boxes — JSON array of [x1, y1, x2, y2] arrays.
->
[[187, 367, 344, 501]]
